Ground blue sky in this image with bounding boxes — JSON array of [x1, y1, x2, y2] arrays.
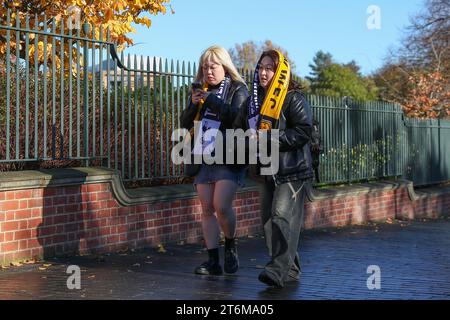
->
[[124, 0, 424, 77]]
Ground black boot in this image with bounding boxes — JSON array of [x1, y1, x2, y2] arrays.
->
[[224, 237, 239, 274], [195, 248, 223, 275], [258, 270, 283, 288]]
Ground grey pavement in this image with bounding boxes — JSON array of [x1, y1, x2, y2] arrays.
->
[[0, 218, 449, 300]]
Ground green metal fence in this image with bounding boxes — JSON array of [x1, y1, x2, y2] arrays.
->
[[1, 11, 449, 186], [304, 96, 450, 186], [0, 10, 194, 184]]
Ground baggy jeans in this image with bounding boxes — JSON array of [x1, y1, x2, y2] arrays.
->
[[259, 178, 307, 286]]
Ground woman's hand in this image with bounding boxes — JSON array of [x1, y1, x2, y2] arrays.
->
[[191, 90, 211, 105], [191, 89, 203, 105]]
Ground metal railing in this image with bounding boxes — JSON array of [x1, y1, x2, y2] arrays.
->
[[305, 96, 450, 186], [1, 10, 449, 186]]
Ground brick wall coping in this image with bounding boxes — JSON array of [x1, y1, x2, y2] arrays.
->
[[0, 168, 258, 206], [1, 167, 448, 205]]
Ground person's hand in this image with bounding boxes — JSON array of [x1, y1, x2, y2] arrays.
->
[[191, 89, 204, 105], [250, 133, 259, 142], [257, 130, 269, 142], [191, 90, 211, 105], [311, 144, 320, 152]]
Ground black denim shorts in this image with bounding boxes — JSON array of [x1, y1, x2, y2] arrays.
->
[[194, 164, 246, 188]]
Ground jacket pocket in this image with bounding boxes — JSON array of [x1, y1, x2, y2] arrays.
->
[[277, 149, 308, 176]]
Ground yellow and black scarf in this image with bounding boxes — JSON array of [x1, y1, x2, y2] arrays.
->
[[248, 50, 291, 131]]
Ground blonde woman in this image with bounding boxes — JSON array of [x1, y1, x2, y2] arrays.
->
[[180, 45, 249, 275]]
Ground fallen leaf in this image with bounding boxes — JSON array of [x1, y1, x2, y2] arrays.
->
[[10, 262, 23, 267], [38, 267, 47, 271], [157, 244, 166, 253], [42, 264, 52, 267], [96, 256, 106, 262]]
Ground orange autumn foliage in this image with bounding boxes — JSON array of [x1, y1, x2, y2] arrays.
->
[[402, 71, 450, 119]]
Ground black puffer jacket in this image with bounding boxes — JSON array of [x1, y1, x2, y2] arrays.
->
[[233, 88, 314, 183], [180, 80, 249, 170]]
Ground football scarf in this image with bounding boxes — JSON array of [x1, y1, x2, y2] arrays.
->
[[248, 50, 290, 131], [192, 74, 231, 156]]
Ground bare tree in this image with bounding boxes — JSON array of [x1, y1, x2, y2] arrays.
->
[[229, 40, 296, 71], [401, 0, 450, 73]]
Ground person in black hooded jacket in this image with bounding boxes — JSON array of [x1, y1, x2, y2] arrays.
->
[[233, 50, 313, 288], [179, 45, 249, 276]]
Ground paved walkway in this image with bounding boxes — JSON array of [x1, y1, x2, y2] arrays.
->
[[1, 219, 449, 300]]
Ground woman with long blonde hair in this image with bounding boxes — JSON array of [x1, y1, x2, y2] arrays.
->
[[180, 45, 249, 275]]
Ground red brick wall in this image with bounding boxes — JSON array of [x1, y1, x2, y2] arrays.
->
[[304, 191, 398, 229], [1, 180, 449, 265], [0, 183, 261, 265], [395, 187, 450, 220]]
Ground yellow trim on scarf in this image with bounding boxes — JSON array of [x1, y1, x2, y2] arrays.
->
[[259, 50, 291, 130], [184, 83, 209, 148], [193, 83, 209, 121]]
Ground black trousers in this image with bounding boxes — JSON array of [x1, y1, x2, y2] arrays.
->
[[259, 178, 307, 286]]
